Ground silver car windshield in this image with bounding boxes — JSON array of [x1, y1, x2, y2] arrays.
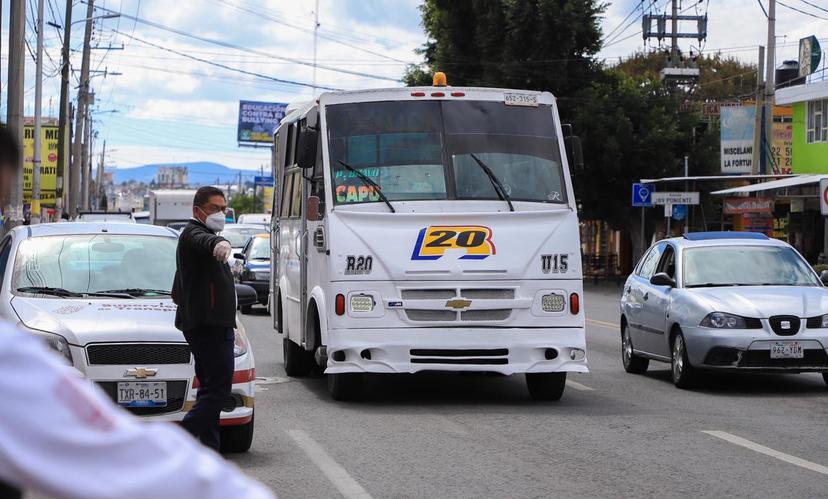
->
[[683, 245, 820, 288], [12, 234, 177, 297]]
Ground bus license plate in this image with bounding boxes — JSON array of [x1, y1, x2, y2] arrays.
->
[[770, 341, 803, 359], [504, 92, 538, 107], [117, 381, 167, 407]]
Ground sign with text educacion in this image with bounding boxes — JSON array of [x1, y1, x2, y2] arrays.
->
[[720, 106, 755, 174], [237, 101, 287, 144], [23, 124, 61, 205]]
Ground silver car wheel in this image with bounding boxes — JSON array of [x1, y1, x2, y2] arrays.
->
[[622, 328, 633, 366], [672, 335, 685, 380]]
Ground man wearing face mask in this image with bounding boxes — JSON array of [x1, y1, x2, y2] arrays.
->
[[172, 186, 236, 451]]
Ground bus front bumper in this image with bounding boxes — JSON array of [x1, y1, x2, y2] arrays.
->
[[324, 327, 588, 375]]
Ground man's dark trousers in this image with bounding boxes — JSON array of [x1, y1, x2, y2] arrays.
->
[[181, 326, 234, 451]]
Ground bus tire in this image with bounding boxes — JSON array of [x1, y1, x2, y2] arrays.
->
[[525, 372, 567, 401], [328, 373, 363, 401], [283, 338, 311, 377]]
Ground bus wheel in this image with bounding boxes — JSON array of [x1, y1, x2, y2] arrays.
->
[[328, 373, 363, 401], [525, 372, 567, 401], [283, 338, 311, 377]]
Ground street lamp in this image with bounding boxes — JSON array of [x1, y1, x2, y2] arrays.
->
[[47, 13, 120, 29]]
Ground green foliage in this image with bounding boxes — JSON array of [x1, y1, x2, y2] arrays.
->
[[230, 194, 257, 215], [813, 264, 828, 274]]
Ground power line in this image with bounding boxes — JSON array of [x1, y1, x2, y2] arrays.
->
[[777, 0, 828, 20], [86, 1, 402, 82], [112, 30, 341, 91], [798, 0, 828, 15]]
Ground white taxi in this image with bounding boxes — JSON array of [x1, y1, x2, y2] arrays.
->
[[0, 222, 256, 452]]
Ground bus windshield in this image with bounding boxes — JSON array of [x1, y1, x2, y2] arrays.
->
[[326, 100, 566, 205]]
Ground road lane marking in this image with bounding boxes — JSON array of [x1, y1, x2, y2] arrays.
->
[[566, 380, 595, 391], [286, 429, 373, 499], [586, 318, 617, 330], [702, 431, 828, 476]]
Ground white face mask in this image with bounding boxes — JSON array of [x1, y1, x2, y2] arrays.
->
[[199, 207, 226, 232]]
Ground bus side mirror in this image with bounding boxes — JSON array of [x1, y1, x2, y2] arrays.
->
[[296, 128, 318, 169], [564, 135, 584, 173]]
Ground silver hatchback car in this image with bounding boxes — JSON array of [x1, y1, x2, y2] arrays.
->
[[620, 232, 828, 388]]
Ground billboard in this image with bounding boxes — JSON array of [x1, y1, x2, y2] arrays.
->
[[720, 106, 755, 174], [23, 124, 61, 205], [237, 101, 287, 144], [771, 121, 793, 174]]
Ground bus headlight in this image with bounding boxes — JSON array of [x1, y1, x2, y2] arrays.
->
[[350, 294, 375, 313], [541, 293, 566, 313]]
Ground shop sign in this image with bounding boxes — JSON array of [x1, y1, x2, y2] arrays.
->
[[723, 196, 774, 215], [720, 106, 755, 174]]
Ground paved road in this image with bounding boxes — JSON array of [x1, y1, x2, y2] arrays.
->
[[231, 284, 827, 498]]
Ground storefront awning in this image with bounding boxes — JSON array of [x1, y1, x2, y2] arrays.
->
[[710, 175, 828, 196]]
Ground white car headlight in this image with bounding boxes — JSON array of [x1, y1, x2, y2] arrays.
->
[[700, 312, 748, 329], [233, 328, 249, 357], [23, 327, 74, 365], [541, 293, 566, 313], [806, 314, 828, 328], [349, 294, 375, 313]]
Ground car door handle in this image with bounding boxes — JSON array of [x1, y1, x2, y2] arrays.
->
[[643, 292, 649, 301]]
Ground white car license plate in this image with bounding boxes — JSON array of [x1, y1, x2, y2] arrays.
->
[[117, 381, 167, 407], [770, 341, 804, 359]]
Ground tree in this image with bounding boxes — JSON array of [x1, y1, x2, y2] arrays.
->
[[404, 0, 605, 117], [230, 194, 257, 215]]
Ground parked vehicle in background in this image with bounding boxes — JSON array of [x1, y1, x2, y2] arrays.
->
[[225, 207, 237, 224], [0, 222, 259, 452], [133, 210, 151, 224], [272, 80, 586, 401], [75, 211, 135, 223], [237, 213, 270, 229], [621, 231, 828, 389], [220, 224, 269, 270], [234, 233, 271, 314], [149, 189, 197, 226]]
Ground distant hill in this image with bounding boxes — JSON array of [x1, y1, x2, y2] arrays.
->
[[108, 162, 266, 186]]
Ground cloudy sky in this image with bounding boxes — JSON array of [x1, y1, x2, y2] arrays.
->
[[1, 0, 826, 172]]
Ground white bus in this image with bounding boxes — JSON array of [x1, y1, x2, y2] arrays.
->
[[271, 76, 587, 401]]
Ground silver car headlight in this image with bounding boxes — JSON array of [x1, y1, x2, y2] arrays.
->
[[233, 328, 249, 357], [699, 312, 750, 329], [806, 314, 828, 328]]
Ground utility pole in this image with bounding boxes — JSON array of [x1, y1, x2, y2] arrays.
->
[[752, 46, 766, 175], [82, 118, 93, 211], [56, 0, 73, 217], [6, 0, 26, 229], [31, 0, 45, 224], [70, 0, 94, 217], [642, 0, 706, 83], [763, 0, 776, 175], [312, 0, 320, 96], [670, 0, 678, 66], [97, 140, 105, 209]]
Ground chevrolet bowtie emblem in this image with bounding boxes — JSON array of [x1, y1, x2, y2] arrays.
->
[[124, 367, 159, 379], [445, 298, 472, 310]]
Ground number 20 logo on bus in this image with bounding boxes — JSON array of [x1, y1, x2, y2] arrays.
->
[[411, 226, 496, 260]]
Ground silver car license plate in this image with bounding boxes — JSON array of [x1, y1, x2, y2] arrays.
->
[[117, 381, 167, 407], [770, 341, 803, 359]]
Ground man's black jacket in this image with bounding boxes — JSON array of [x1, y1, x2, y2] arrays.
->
[[173, 219, 236, 332]]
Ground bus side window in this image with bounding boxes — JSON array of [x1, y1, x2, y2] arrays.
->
[[290, 171, 302, 218], [280, 172, 293, 218], [284, 125, 295, 168]]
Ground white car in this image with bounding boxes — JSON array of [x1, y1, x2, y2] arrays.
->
[[0, 222, 257, 452], [236, 213, 270, 230], [219, 224, 270, 272]]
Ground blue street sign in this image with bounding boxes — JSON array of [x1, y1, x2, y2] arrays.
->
[[254, 175, 274, 185], [672, 204, 687, 220], [632, 183, 654, 207]]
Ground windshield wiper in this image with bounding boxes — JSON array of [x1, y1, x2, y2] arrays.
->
[[98, 288, 172, 297], [469, 154, 514, 212], [17, 286, 83, 298], [337, 160, 396, 213]]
